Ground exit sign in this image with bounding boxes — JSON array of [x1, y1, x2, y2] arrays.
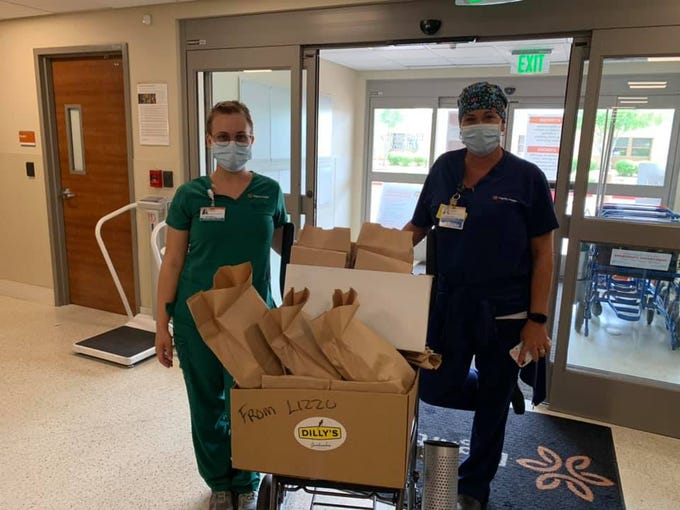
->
[[512, 53, 551, 74]]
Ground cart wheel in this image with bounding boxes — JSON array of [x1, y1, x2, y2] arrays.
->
[[646, 309, 655, 325], [591, 301, 603, 317], [575, 302, 585, 332], [257, 474, 273, 510]]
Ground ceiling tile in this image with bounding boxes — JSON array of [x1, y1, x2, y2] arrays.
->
[[0, 1, 51, 18]]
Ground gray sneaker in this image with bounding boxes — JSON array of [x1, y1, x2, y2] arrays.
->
[[237, 491, 258, 510], [209, 491, 233, 510]]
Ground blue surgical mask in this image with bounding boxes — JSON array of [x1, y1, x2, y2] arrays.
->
[[460, 123, 501, 156], [212, 142, 251, 172]]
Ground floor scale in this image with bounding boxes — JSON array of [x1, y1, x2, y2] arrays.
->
[[73, 197, 168, 366]]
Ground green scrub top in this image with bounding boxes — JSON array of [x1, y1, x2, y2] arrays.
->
[[166, 173, 287, 322]]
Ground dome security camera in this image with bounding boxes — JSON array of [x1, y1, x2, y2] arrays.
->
[[504, 86, 517, 95], [420, 19, 442, 36]]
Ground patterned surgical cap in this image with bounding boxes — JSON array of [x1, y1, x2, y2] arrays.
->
[[457, 81, 508, 122]]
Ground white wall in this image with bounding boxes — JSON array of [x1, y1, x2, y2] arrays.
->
[[2, 0, 679, 308], [0, 0, 391, 306], [318, 59, 361, 230]]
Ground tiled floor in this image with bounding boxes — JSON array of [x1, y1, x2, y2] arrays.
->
[[1, 295, 679, 509]]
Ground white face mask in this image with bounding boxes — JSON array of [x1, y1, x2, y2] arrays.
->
[[460, 123, 501, 156], [212, 142, 251, 172]]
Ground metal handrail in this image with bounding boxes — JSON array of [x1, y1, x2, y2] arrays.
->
[[94, 202, 138, 320]]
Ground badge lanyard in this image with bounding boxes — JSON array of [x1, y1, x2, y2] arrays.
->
[[200, 187, 226, 221], [437, 183, 469, 230]]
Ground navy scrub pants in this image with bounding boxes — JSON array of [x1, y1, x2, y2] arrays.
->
[[419, 298, 523, 505]]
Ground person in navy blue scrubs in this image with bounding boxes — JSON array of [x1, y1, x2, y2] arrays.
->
[[403, 82, 558, 510]]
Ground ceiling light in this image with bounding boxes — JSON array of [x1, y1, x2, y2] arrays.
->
[[627, 81, 667, 89], [617, 96, 648, 101], [647, 57, 680, 62]]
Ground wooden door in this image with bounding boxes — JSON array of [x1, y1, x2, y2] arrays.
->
[[52, 55, 135, 314]]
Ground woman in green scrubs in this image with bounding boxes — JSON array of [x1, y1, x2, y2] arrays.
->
[[155, 101, 287, 510]]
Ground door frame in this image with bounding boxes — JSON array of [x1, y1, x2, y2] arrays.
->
[[34, 44, 138, 308], [549, 26, 680, 438]]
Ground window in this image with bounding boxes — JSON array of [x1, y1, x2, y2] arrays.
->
[[611, 137, 653, 159], [371, 108, 433, 175], [631, 137, 653, 158]]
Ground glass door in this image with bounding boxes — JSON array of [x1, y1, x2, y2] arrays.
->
[[185, 46, 306, 304], [550, 27, 680, 438], [364, 98, 438, 269], [365, 99, 435, 227]]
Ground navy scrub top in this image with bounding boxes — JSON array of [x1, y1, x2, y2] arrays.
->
[[412, 148, 559, 313], [412, 149, 559, 404]]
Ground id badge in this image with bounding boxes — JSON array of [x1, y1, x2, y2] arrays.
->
[[438, 206, 466, 229], [200, 207, 226, 221]]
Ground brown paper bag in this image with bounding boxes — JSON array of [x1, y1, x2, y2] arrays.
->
[[261, 375, 331, 390], [399, 347, 442, 370], [297, 225, 351, 254], [356, 223, 414, 265], [258, 288, 343, 380], [354, 248, 413, 274], [310, 288, 416, 392], [212, 263, 253, 290], [290, 245, 347, 268], [187, 262, 283, 388]]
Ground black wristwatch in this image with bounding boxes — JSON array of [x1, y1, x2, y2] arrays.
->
[[528, 312, 548, 324]]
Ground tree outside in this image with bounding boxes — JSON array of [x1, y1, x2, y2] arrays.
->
[[573, 108, 664, 183]]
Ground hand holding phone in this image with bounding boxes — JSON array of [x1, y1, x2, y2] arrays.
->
[[509, 341, 533, 367]]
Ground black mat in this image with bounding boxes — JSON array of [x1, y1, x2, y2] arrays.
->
[[75, 325, 155, 357], [417, 402, 626, 509]]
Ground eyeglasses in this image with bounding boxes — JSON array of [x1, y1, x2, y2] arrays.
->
[[211, 132, 253, 147]]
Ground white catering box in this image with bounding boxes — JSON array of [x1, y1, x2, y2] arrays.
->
[[284, 264, 432, 352]]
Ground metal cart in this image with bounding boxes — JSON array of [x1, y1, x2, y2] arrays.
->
[[575, 205, 680, 349], [257, 414, 420, 510], [247, 225, 435, 510]]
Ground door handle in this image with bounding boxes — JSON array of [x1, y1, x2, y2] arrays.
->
[[61, 188, 76, 199]]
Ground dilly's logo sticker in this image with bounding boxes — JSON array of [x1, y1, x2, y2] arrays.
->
[[294, 417, 346, 451]]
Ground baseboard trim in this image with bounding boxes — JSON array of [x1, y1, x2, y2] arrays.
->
[[0, 280, 54, 305]]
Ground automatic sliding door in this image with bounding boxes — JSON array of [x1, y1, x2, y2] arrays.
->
[[551, 27, 680, 438]]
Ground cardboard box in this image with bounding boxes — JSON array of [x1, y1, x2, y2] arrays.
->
[[290, 245, 347, 268], [230, 378, 418, 488], [284, 264, 432, 351]]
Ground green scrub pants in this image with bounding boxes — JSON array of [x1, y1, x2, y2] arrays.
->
[[173, 318, 260, 493]]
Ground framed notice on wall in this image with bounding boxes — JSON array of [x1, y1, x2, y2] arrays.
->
[[137, 83, 169, 146]]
